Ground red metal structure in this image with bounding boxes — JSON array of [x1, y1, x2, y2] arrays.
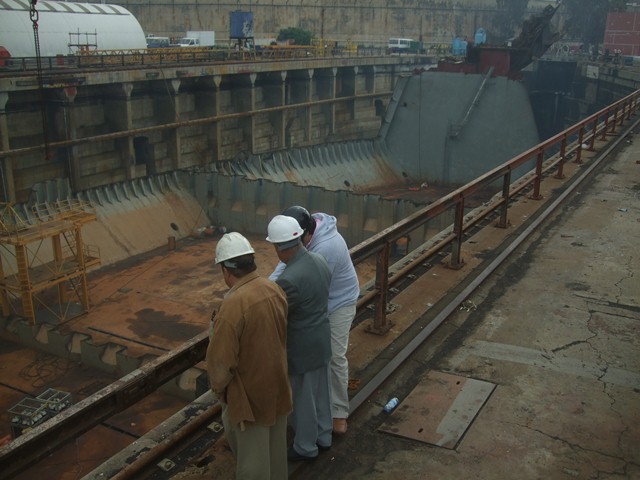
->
[[436, 4, 559, 80], [604, 12, 640, 56], [436, 46, 526, 79]]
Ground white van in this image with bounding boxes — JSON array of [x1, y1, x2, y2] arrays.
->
[[388, 38, 413, 53], [177, 37, 199, 47]]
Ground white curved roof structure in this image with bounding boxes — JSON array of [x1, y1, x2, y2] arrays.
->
[[0, 0, 146, 57]]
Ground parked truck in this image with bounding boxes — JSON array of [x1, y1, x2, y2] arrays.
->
[[177, 30, 215, 47]]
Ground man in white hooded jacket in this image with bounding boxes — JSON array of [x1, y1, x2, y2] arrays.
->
[[270, 206, 360, 435]]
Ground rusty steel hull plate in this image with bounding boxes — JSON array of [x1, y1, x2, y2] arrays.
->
[[378, 371, 495, 449]]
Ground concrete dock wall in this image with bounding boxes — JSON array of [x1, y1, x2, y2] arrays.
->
[[121, 0, 557, 48], [185, 170, 446, 247], [0, 58, 406, 203]]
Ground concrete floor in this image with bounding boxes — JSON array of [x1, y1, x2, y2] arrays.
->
[[1, 131, 639, 479]]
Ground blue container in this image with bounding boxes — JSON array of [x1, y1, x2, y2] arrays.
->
[[230, 11, 254, 39], [452, 37, 467, 56], [383, 397, 399, 413], [475, 28, 486, 46]]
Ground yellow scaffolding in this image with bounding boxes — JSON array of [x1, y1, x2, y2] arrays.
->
[[0, 200, 101, 325]]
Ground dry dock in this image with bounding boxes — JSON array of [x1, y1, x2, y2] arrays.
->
[[1, 127, 639, 479]]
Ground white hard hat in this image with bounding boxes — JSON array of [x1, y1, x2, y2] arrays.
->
[[266, 215, 304, 244], [215, 232, 255, 264]]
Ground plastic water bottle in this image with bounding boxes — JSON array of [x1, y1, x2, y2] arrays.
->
[[383, 397, 399, 413]]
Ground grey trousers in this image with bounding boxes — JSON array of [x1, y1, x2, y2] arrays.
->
[[289, 364, 333, 456]]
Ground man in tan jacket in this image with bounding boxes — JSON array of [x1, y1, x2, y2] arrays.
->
[[207, 232, 292, 479]]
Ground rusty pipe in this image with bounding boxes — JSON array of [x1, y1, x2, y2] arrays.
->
[[112, 402, 222, 480]]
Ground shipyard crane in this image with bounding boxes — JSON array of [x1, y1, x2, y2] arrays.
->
[[29, 0, 51, 161]]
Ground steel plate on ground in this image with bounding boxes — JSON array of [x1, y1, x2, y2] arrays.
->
[[378, 370, 495, 449]]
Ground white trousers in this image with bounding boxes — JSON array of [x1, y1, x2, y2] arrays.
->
[[328, 303, 356, 418]]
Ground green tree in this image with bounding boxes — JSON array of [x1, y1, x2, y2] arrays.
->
[[560, 0, 626, 46], [277, 27, 313, 46]]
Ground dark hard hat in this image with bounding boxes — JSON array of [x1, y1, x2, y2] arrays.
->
[[282, 205, 316, 235]]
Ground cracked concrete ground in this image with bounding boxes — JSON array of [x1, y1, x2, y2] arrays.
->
[[287, 137, 640, 478]]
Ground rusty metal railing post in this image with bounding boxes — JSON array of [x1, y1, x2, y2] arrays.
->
[[575, 127, 585, 164], [618, 102, 627, 127], [589, 117, 598, 150], [555, 135, 566, 179], [367, 241, 393, 335], [601, 110, 610, 141], [530, 148, 544, 200], [496, 169, 511, 229], [449, 198, 465, 269], [625, 98, 633, 120], [611, 106, 619, 134]]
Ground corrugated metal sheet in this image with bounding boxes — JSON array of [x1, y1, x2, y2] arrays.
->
[[25, 174, 210, 267], [0, 0, 146, 57], [215, 139, 408, 192]]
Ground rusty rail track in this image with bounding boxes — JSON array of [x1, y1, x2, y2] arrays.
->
[[0, 90, 639, 479]]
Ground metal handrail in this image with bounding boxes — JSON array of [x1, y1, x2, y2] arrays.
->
[[1, 45, 391, 73], [350, 88, 640, 333]]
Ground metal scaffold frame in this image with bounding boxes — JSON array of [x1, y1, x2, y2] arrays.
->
[[0, 200, 101, 325]]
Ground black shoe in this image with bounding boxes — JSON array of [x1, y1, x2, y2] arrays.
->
[[317, 443, 331, 452], [287, 446, 317, 461]]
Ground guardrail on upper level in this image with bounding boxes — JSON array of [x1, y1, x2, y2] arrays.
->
[[0, 44, 392, 73], [350, 87, 640, 334]]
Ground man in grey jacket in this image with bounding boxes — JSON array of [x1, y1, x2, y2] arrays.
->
[[266, 214, 333, 461], [270, 206, 360, 435]]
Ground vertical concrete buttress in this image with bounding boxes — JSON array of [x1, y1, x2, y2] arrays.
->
[[230, 75, 252, 158], [306, 69, 314, 142], [349, 66, 358, 119], [213, 75, 222, 162], [194, 78, 216, 166], [261, 71, 287, 150], [317, 68, 337, 137], [330, 67, 337, 134], [366, 66, 376, 106], [169, 79, 181, 171], [106, 83, 135, 180], [249, 73, 257, 153], [0, 92, 15, 203], [278, 71, 287, 148], [154, 79, 181, 172]]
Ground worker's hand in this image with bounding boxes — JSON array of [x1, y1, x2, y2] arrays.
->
[[214, 389, 227, 404]]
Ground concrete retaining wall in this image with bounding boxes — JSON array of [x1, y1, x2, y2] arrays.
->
[[121, 0, 557, 47]]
